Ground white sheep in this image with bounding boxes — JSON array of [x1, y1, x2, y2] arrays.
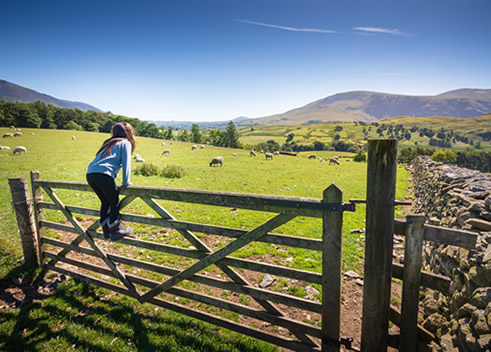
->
[[329, 157, 340, 165], [0, 146, 11, 150], [265, 152, 273, 160], [200, 145, 205, 149], [192, 145, 197, 150], [162, 142, 167, 146], [135, 156, 145, 162], [13, 146, 27, 155], [3, 133, 13, 138], [134, 154, 141, 160], [30, 132, 35, 135], [72, 136, 76, 141], [308, 154, 316, 159], [273, 151, 280, 155], [14, 132, 22, 137], [232, 153, 238, 156], [250, 150, 256, 157], [162, 149, 171, 155], [209, 156, 224, 167]]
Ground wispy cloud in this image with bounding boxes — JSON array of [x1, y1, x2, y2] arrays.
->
[[354, 26, 412, 37], [236, 19, 336, 34]]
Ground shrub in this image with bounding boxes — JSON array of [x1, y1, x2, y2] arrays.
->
[[431, 149, 457, 163], [353, 150, 366, 162], [134, 163, 161, 176], [160, 164, 186, 178]]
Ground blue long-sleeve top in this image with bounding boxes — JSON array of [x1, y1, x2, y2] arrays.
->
[[87, 140, 132, 186]]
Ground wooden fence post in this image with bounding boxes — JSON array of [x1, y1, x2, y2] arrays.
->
[[8, 177, 40, 266], [399, 214, 425, 352], [30, 170, 45, 265], [361, 139, 397, 351], [321, 184, 343, 352]]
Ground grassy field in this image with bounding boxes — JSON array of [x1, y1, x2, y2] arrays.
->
[[0, 127, 410, 351], [239, 114, 491, 150]]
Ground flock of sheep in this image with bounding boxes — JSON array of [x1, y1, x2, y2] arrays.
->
[[2, 126, 27, 155], [1, 128, 348, 167], [1, 126, 77, 156]]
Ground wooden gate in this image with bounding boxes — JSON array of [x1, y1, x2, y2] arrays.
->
[[24, 170, 356, 352]]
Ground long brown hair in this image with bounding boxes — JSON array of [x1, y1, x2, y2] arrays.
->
[[97, 122, 136, 157]]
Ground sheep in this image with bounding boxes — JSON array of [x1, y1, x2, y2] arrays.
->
[[0, 146, 10, 150], [9, 126, 15, 129], [192, 145, 197, 150], [200, 145, 205, 149], [308, 154, 316, 159], [319, 157, 324, 162], [135, 155, 145, 162], [209, 156, 223, 167], [273, 151, 280, 155], [30, 132, 35, 135], [250, 150, 256, 157], [265, 152, 273, 160], [72, 135, 76, 141], [13, 146, 27, 155], [3, 133, 13, 138], [162, 142, 167, 146], [232, 153, 237, 156], [162, 149, 171, 155], [329, 157, 340, 165], [134, 154, 141, 160], [14, 132, 22, 137]]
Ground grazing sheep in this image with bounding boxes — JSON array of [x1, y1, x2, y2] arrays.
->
[[260, 150, 264, 154], [13, 146, 27, 155], [14, 132, 22, 137], [273, 151, 280, 155], [232, 153, 237, 156], [209, 156, 224, 167], [9, 126, 15, 129], [162, 142, 167, 146], [329, 157, 340, 165], [308, 154, 316, 159], [200, 145, 205, 149], [72, 135, 76, 141], [265, 152, 273, 160], [30, 132, 35, 135], [162, 149, 171, 155], [250, 150, 256, 157], [319, 157, 324, 162], [0, 146, 10, 150], [134, 154, 141, 160], [191, 145, 197, 150], [3, 133, 13, 138], [135, 155, 145, 162]]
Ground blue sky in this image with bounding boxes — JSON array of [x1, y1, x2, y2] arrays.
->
[[2, 0, 490, 122]]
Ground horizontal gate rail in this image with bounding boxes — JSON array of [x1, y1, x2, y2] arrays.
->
[[29, 172, 355, 352], [34, 179, 353, 217]]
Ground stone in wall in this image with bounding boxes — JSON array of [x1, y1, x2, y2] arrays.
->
[[410, 156, 491, 352]]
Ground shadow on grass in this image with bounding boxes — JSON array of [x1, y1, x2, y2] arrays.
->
[[0, 266, 279, 352]]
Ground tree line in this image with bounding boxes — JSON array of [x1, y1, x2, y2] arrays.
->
[[0, 99, 241, 149], [398, 147, 491, 173]]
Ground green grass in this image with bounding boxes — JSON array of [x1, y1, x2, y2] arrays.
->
[[0, 280, 278, 352], [0, 127, 411, 350]]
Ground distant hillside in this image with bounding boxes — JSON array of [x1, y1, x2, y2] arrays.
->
[[249, 89, 491, 125], [0, 79, 102, 112]]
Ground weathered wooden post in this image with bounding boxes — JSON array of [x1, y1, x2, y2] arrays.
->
[[8, 177, 40, 266], [399, 214, 425, 352], [30, 170, 45, 265], [322, 184, 343, 352], [361, 139, 397, 351]]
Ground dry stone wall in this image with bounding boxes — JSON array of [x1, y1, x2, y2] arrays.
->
[[410, 156, 490, 352]]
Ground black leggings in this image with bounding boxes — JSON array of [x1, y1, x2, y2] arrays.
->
[[86, 173, 120, 224]]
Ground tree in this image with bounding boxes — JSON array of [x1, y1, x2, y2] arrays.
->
[[353, 149, 366, 162], [225, 121, 240, 148], [191, 124, 202, 143], [17, 103, 41, 128], [286, 133, 295, 142]]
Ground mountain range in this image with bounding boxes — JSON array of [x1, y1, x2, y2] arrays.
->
[[1, 79, 490, 127], [250, 89, 491, 126], [0, 79, 102, 112]]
